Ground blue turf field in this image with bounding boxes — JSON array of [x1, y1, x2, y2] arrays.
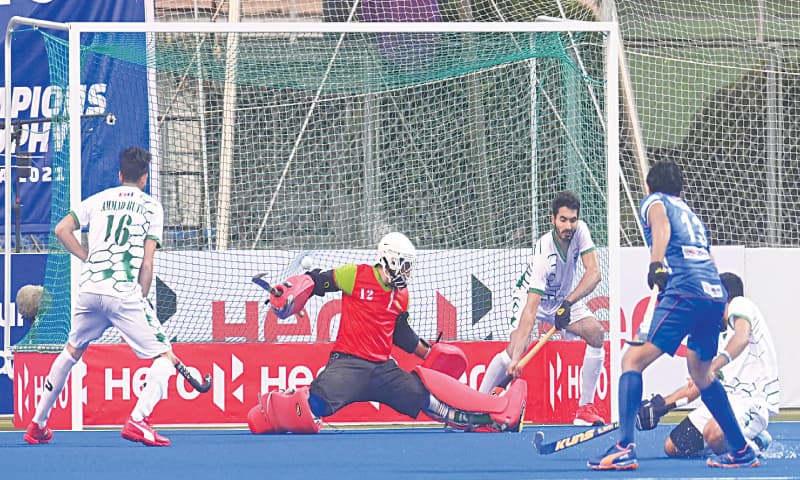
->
[[2, 422, 798, 479]]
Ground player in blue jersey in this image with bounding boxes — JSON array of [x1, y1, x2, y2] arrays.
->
[[588, 161, 758, 470]]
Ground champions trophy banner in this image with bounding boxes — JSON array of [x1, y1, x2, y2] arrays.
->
[[0, 0, 150, 236]]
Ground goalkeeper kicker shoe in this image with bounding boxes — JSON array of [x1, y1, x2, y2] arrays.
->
[[707, 444, 760, 468], [122, 416, 171, 446], [24, 421, 53, 445], [588, 442, 638, 471]]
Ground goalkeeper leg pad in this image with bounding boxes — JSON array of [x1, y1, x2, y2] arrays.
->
[[421, 343, 468, 379], [247, 387, 321, 434], [415, 366, 527, 431]]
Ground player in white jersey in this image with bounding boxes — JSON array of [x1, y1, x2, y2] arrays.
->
[[636, 272, 780, 457], [479, 191, 606, 426], [25, 147, 188, 447]]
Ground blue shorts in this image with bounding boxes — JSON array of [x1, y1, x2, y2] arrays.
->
[[646, 293, 726, 361]]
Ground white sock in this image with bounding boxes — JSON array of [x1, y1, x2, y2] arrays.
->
[[579, 345, 605, 406], [33, 349, 77, 428], [130, 356, 174, 421], [478, 350, 512, 393]]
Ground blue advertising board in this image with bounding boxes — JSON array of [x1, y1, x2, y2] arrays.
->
[[0, 0, 149, 238]]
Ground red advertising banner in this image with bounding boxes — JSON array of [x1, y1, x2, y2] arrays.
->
[[14, 339, 608, 428]]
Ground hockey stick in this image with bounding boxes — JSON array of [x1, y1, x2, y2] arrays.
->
[[531, 397, 688, 455], [175, 362, 212, 393], [252, 272, 281, 296], [491, 326, 558, 395], [626, 286, 658, 346]]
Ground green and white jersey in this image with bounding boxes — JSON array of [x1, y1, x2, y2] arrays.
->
[[70, 185, 163, 298], [719, 296, 780, 416], [522, 221, 596, 312]]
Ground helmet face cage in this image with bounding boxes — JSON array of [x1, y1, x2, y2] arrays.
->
[[380, 253, 414, 288], [377, 233, 416, 289]]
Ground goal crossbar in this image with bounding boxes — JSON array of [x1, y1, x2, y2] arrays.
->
[[8, 18, 617, 34]]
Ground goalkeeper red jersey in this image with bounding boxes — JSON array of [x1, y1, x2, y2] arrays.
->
[[332, 263, 408, 362]]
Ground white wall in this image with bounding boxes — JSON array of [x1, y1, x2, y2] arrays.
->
[[745, 248, 799, 408]]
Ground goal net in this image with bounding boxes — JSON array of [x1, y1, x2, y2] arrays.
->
[[9, 21, 619, 352]]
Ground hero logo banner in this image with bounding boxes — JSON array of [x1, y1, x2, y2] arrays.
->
[[547, 349, 609, 413], [100, 354, 246, 412], [14, 354, 86, 430], [213, 354, 244, 411], [0, 0, 148, 234], [17, 342, 545, 427]]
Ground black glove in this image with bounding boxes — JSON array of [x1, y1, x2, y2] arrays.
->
[[648, 262, 668, 291], [636, 394, 667, 431], [554, 300, 572, 329]]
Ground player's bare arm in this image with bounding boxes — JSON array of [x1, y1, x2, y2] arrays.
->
[[647, 202, 670, 263], [54, 214, 87, 262], [507, 291, 541, 376], [711, 316, 750, 372], [138, 238, 158, 297], [566, 249, 601, 303]]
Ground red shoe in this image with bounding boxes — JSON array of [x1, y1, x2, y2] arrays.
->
[[121, 417, 171, 446], [24, 421, 53, 445], [574, 403, 605, 426]]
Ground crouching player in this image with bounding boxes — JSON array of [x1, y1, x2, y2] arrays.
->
[[636, 272, 779, 459], [246, 232, 527, 434]]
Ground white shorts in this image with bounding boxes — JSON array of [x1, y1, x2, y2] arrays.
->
[[688, 394, 769, 441], [68, 292, 171, 359], [506, 291, 594, 341], [509, 289, 594, 327]]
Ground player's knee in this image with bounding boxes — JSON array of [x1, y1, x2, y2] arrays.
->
[[575, 317, 604, 346], [65, 343, 86, 361], [668, 417, 704, 458], [146, 356, 173, 396], [664, 436, 681, 457]]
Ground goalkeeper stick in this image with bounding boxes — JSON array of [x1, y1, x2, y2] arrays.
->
[[252, 272, 281, 296], [531, 397, 688, 455], [491, 326, 558, 395], [626, 286, 658, 346]]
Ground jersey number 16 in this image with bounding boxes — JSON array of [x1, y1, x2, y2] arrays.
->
[[104, 214, 133, 246]]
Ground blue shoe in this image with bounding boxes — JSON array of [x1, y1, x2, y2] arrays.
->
[[753, 430, 772, 453], [587, 442, 638, 470], [707, 444, 760, 468]]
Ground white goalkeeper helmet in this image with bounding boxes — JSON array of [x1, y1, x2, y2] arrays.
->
[[377, 232, 416, 289]]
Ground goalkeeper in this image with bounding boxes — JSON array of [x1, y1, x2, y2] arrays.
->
[[246, 232, 527, 434], [636, 272, 779, 459]]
